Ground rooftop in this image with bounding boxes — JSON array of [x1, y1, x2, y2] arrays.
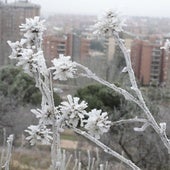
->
[[6, 0, 40, 8]]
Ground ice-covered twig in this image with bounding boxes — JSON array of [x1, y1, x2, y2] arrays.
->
[[71, 126, 141, 170], [0, 128, 6, 170], [1, 134, 14, 170], [133, 122, 150, 132], [76, 63, 170, 152], [76, 63, 139, 104], [113, 32, 170, 153], [111, 117, 148, 126]]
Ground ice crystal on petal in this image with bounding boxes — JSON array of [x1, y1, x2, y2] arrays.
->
[[25, 125, 52, 145], [94, 10, 124, 36], [51, 54, 77, 81], [60, 95, 87, 127], [84, 109, 111, 139]]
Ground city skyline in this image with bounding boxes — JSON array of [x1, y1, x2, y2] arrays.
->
[[30, 0, 170, 18]]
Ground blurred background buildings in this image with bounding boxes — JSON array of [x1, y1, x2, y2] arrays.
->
[[1, 0, 170, 88], [0, 0, 40, 65]]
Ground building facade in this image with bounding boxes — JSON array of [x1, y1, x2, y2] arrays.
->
[[43, 33, 90, 65], [131, 38, 170, 86], [0, 0, 40, 66]]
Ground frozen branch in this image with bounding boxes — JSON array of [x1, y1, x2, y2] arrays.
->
[[7, 12, 170, 170], [76, 58, 170, 153], [76, 63, 139, 104], [113, 32, 170, 153], [71, 127, 141, 170], [133, 122, 150, 132], [1, 135, 14, 170], [111, 117, 148, 126]]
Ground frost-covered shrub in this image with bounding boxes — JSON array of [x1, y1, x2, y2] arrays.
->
[[7, 11, 170, 170]]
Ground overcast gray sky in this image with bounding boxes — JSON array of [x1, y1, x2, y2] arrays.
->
[[31, 0, 170, 17]]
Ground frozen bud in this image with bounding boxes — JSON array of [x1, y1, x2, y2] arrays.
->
[[31, 105, 56, 125], [84, 109, 111, 139], [19, 16, 46, 33], [160, 122, 166, 133], [122, 67, 128, 73], [94, 10, 124, 36], [60, 95, 88, 127], [51, 54, 77, 81], [25, 125, 52, 145]]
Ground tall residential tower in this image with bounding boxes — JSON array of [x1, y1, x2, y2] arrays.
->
[[0, 0, 40, 65]]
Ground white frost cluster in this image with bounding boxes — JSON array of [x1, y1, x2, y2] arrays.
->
[[8, 40, 24, 59], [8, 16, 112, 146], [60, 95, 88, 127], [60, 95, 111, 139], [51, 54, 77, 81], [84, 109, 111, 139], [19, 16, 46, 44], [8, 16, 47, 76], [25, 125, 52, 145], [94, 10, 124, 36], [31, 105, 59, 125]]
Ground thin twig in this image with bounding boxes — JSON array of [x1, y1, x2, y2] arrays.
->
[[72, 127, 141, 170]]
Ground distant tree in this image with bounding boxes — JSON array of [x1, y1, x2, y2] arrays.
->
[[75, 84, 122, 112], [0, 66, 62, 106], [0, 66, 62, 141], [75, 84, 139, 122]]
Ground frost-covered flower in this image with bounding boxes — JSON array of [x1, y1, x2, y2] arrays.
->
[[60, 95, 87, 127], [16, 49, 33, 65], [20, 16, 46, 34], [84, 109, 111, 139], [19, 16, 46, 47], [7, 40, 25, 59], [51, 54, 77, 81], [8, 44, 47, 76], [94, 10, 124, 36], [31, 105, 59, 125], [25, 125, 52, 145]]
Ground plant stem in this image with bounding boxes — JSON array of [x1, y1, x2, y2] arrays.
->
[[76, 45, 170, 153], [114, 32, 170, 153], [72, 127, 141, 170]]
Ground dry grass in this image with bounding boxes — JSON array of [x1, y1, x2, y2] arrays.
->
[[10, 147, 51, 170]]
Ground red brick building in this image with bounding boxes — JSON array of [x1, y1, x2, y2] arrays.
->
[[0, 0, 40, 66], [131, 38, 169, 85], [43, 34, 90, 64]]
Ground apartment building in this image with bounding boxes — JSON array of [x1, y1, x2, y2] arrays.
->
[[131, 37, 169, 85], [0, 0, 40, 66], [43, 34, 90, 64]]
